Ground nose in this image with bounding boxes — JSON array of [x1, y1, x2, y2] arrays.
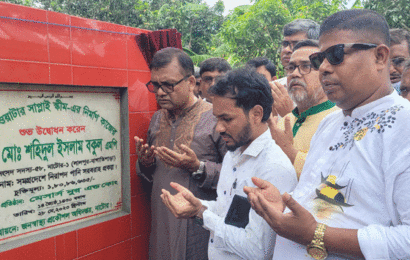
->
[[390, 62, 398, 75], [215, 120, 225, 134], [318, 57, 333, 75], [290, 66, 302, 78], [156, 86, 167, 97], [283, 45, 292, 53]]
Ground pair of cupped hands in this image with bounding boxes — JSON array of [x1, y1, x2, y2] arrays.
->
[[161, 177, 317, 247], [134, 136, 201, 174]]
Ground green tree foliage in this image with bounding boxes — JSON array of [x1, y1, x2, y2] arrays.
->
[[211, 0, 346, 69], [362, 0, 410, 30], [283, 0, 347, 23], [146, 0, 225, 54], [32, 0, 151, 28], [212, 0, 290, 66], [1, 0, 34, 6]]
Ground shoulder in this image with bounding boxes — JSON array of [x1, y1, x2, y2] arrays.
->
[[258, 141, 297, 192], [258, 138, 295, 173]]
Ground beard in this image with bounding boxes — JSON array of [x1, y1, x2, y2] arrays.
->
[[288, 79, 323, 107], [223, 122, 252, 152], [288, 79, 309, 103]]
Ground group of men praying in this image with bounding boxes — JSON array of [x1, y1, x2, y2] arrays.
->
[[135, 9, 410, 260]]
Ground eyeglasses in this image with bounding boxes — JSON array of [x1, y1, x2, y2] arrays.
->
[[309, 43, 378, 70], [391, 57, 407, 68], [146, 75, 190, 94], [281, 40, 300, 50], [284, 63, 314, 75], [201, 75, 223, 85]]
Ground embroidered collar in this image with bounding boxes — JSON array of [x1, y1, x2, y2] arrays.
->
[[291, 100, 335, 137]]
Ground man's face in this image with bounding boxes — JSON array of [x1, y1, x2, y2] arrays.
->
[[318, 30, 383, 112], [400, 68, 410, 101], [256, 65, 274, 82], [287, 46, 326, 107], [213, 96, 252, 151], [150, 59, 194, 112], [281, 31, 308, 68], [389, 41, 410, 83], [200, 70, 225, 102]]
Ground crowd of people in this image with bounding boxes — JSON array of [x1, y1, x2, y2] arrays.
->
[[135, 8, 410, 260]]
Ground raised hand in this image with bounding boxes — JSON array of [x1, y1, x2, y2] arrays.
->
[[161, 182, 203, 219], [156, 144, 200, 172], [134, 136, 156, 167], [267, 114, 297, 163], [270, 81, 294, 117]]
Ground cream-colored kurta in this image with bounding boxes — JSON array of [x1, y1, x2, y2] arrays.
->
[[278, 102, 339, 178]]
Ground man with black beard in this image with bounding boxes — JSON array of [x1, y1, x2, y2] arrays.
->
[[160, 68, 297, 260], [269, 40, 339, 179]]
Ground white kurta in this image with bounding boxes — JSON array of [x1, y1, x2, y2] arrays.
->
[[274, 91, 410, 259], [201, 129, 298, 260]]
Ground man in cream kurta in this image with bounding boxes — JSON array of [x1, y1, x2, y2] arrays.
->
[[270, 40, 338, 179]]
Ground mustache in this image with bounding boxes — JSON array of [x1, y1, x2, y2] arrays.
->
[[288, 79, 307, 90], [220, 132, 233, 139]]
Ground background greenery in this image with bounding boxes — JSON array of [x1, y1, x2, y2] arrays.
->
[[3, 0, 408, 73]]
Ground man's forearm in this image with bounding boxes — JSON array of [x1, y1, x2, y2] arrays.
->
[[324, 227, 364, 258]]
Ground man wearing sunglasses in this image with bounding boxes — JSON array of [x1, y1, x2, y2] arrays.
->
[[135, 47, 227, 260], [245, 9, 410, 260], [389, 28, 410, 93], [198, 57, 231, 103], [272, 19, 320, 118], [269, 40, 338, 180]]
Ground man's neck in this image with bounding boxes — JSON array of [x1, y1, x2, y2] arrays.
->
[[170, 96, 198, 118], [343, 84, 393, 116], [297, 96, 328, 114], [239, 124, 268, 153]]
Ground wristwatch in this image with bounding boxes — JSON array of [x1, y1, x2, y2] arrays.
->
[[307, 223, 328, 260], [192, 205, 207, 226], [192, 161, 205, 180]]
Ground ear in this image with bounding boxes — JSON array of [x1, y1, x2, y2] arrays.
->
[[272, 76, 277, 81], [374, 44, 390, 71], [249, 105, 264, 124], [186, 75, 196, 92]]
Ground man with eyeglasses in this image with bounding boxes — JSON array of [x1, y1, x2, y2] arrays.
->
[[400, 59, 410, 101], [268, 40, 338, 180], [135, 47, 227, 260], [272, 19, 320, 118], [245, 9, 410, 260], [389, 28, 410, 93], [198, 57, 231, 103]]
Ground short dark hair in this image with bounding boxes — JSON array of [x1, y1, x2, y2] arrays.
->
[[246, 57, 277, 77], [320, 9, 390, 46], [199, 58, 231, 76], [209, 68, 273, 122], [150, 47, 194, 76], [293, 39, 320, 51], [283, 19, 320, 39], [390, 28, 410, 53]]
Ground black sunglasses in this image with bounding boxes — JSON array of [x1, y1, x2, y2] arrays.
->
[[309, 43, 378, 70]]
